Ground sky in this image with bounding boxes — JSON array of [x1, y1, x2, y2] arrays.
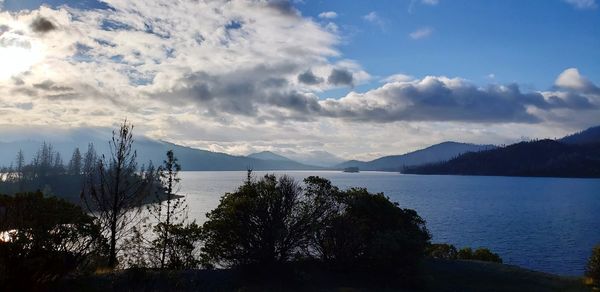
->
[[0, 0, 599, 160]]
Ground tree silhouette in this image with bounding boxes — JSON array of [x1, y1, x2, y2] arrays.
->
[[68, 148, 83, 175], [82, 120, 151, 268]]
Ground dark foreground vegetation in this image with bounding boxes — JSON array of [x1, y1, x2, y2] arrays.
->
[[1, 121, 599, 291], [51, 259, 591, 292]]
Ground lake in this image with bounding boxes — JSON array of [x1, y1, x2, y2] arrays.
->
[[178, 171, 600, 276]]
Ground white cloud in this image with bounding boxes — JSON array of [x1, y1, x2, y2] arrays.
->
[[0, 1, 597, 160], [363, 11, 379, 22], [381, 74, 414, 83], [408, 0, 439, 13], [324, 22, 339, 33], [318, 11, 337, 19], [555, 68, 600, 94], [363, 11, 385, 29], [421, 0, 439, 5], [564, 0, 597, 9], [409, 27, 433, 40]]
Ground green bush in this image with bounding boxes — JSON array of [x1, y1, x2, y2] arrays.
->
[[427, 243, 458, 260], [457, 247, 502, 263], [586, 244, 600, 284]]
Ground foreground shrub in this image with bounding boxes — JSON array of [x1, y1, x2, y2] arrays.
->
[[587, 244, 600, 285], [0, 192, 105, 290], [200, 174, 314, 268], [316, 187, 430, 276], [153, 222, 203, 269]]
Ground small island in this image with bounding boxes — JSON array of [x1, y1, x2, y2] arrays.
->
[[343, 167, 360, 173]]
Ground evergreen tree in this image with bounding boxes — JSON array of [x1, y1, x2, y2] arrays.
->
[[83, 143, 97, 176], [68, 148, 83, 175]]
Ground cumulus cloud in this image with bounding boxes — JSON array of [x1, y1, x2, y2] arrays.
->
[[316, 73, 598, 123], [409, 27, 433, 40], [318, 11, 337, 19], [555, 68, 600, 94], [564, 0, 597, 9]]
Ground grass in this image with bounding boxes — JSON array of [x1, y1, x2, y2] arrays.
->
[[53, 259, 593, 291]]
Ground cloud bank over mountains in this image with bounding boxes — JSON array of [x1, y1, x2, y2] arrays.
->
[[0, 0, 598, 159]]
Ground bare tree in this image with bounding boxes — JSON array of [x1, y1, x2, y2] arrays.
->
[[15, 150, 25, 191], [16, 149, 25, 174], [154, 150, 186, 268], [82, 120, 151, 268]]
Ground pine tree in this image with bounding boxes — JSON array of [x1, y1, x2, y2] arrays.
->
[[68, 148, 83, 175], [83, 143, 97, 176]]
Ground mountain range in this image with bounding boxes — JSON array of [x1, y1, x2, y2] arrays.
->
[[0, 132, 318, 171], [335, 142, 496, 171], [1, 125, 598, 175], [404, 126, 600, 178]]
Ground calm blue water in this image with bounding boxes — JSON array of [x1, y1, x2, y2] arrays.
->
[[179, 171, 600, 276]]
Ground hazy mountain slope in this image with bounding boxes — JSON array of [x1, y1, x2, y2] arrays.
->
[[247, 151, 294, 162], [278, 150, 345, 168], [0, 129, 320, 171], [336, 142, 496, 171], [404, 139, 600, 178]]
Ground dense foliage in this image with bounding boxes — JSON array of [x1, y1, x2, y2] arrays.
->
[[0, 143, 95, 203], [200, 174, 316, 267], [404, 139, 600, 178], [427, 244, 502, 263], [427, 243, 458, 260], [0, 192, 105, 290], [200, 174, 431, 279], [587, 244, 600, 285]]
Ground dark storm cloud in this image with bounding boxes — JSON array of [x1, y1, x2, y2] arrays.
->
[[297, 70, 323, 85], [327, 68, 354, 86], [30, 17, 57, 34]]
